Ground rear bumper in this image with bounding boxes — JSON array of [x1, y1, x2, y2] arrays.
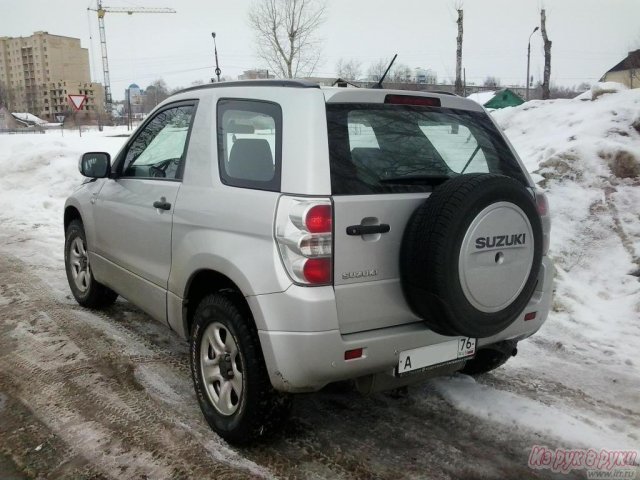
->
[[253, 257, 555, 392]]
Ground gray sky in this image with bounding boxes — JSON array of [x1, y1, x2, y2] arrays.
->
[[1, 0, 638, 101]]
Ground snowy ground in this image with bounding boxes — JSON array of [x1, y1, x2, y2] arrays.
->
[[0, 88, 639, 479]]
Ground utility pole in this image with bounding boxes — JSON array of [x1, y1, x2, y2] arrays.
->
[[88, 1, 176, 115], [540, 9, 552, 100], [463, 68, 466, 97], [526, 26, 539, 101], [126, 88, 132, 131], [455, 8, 464, 96], [212, 32, 222, 82]]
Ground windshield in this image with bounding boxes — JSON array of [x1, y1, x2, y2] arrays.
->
[[327, 104, 527, 194]]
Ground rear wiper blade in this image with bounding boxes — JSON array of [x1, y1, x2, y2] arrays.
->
[[379, 174, 451, 185]]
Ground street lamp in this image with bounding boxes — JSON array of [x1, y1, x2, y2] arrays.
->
[[526, 26, 539, 101], [212, 32, 222, 82]]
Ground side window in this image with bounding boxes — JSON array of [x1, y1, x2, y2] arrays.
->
[[217, 99, 282, 191], [121, 104, 195, 179]]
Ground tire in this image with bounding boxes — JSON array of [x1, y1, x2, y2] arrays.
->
[[400, 174, 543, 338], [64, 219, 118, 308], [190, 294, 291, 445], [461, 340, 518, 375]]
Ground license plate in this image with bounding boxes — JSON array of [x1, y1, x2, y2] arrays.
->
[[397, 337, 476, 377]]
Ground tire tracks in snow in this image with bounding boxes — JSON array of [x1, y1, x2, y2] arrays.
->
[[0, 253, 587, 479], [604, 186, 640, 271], [0, 255, 270, 479]]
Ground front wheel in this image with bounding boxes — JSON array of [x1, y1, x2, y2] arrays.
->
[[190, 294, 290, 445], [64, 219, 118, 308]]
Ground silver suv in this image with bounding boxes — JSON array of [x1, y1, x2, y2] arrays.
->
[[64, 80, 553, 444]]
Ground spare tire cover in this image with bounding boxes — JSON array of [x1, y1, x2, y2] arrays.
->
[[400, 174, 543, 338]]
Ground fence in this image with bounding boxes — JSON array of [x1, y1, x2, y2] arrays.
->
[[0, 127, 45, 134]]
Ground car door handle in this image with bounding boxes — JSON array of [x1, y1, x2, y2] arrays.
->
[[346, 224, 390, 236], [153, 198, 172, 210]]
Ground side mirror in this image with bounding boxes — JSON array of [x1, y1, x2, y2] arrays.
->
[[79, 152, 111, 178]]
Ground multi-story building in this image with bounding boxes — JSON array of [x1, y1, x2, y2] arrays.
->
[[0, 31, 104, 120], [238, 69, 275, 80]]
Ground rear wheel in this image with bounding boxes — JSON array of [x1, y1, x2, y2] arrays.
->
[[462, 340, 518, 375], [190, 294, 290, 445], [64, 219, 118, 308]]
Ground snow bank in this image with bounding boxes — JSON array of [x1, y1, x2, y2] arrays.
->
[[574, 81, 629, 101], [11, 112, 48, 125], [488, 88, 640, 446], [467, 90, 496, 106], [0, 128, 128, 294]]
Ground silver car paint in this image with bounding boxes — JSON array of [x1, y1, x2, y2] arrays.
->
[[257, 257, 554, 392], [332, 193, 427, 334], [65, 84, 554, 393]]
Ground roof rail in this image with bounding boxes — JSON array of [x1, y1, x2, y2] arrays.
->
[[175, 79, 320, 95]]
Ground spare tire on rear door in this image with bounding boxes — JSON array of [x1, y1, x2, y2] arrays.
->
[[400, 174, 542, 338]]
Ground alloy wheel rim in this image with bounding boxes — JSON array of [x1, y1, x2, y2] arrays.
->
[[70, 237, 91, 293], [200, 321, 243, 416]]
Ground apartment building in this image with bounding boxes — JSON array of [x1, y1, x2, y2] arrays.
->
[[0, 31, 104, 120]]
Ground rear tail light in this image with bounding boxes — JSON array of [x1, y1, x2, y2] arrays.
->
[[302, 258, 332, 284], [304, 205, 332, 233], [534, 190, 551, 255], [275, 196, 333, 285], [536, 191, 549, 216]]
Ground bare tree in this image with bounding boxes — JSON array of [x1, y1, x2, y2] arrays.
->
[[391, 63, 413, 83], [335, 58, 362, 81], [483, 76, 501, 88], [541, 9, 552, 100], [248, 0, 326, 79], [367, 58, 391, 81], [454, 6, 464, 95]]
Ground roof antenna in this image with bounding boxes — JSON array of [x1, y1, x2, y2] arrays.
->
[[372, 54, 398, 89]]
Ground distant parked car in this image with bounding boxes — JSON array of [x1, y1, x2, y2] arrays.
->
[[64, 80, 554, 444]]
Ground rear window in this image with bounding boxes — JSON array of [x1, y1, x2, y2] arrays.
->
[[327, 104, 526, 195]]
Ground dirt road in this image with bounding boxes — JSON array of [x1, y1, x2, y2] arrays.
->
[[0, 254, 608, 479]]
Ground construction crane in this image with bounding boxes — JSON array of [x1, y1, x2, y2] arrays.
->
[[88, 0, 176, 114]]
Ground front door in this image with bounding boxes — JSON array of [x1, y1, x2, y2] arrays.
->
[[91, 102, 196, 323]]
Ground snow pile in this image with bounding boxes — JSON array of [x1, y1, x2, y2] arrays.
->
[[575, 81, 629, 101], [487, 86, 640, 437], [11, 112, 48, 125], [467, 90, 496, 106], [0, 128, 128, 291]]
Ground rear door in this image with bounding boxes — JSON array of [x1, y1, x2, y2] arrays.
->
[[328, 99, 527, 334]]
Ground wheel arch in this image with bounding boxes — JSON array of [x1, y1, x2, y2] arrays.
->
[[182, 269, 255, 339], [64, 205, 82, 231]]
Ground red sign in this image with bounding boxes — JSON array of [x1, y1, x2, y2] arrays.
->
[[68, 94, 87, 111]]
